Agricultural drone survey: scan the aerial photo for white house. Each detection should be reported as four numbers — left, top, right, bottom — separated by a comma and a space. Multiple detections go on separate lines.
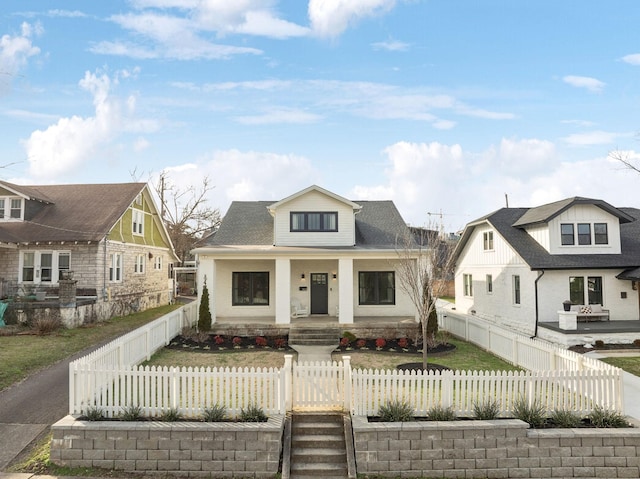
192, 185, 418, 325
453, 197, 640, 337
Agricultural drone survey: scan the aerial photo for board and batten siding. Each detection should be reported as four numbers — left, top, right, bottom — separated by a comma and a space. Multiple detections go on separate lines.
272, 190, 356, 247
547, 204, 622, 255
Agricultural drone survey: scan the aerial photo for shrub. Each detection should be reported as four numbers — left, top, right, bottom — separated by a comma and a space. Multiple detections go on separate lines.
232, 336, 242, 347
120, 404, 144, 421
240, 403, 268, 422
427, 405, 457, 421
375, 338, 387, 349
32, 317, 62, 335
397, 337, 409, 348
342, 331, 356, 343
84, 406, 105, 421
512, 396, 546, 428
356, 339, 367, 348
634, 338, 640, 347
275, 338, 287, 349
378, 400, 414, 422
339, 337, 350, 347
549, 409, 582, 428
473, 399, 500, 420
203, 404, 227, 422
255, 336, 268, 347
594, 339, 605, 349
588, 405, 631, 428
160, 407, 183, 422
198, 278, 212, 331
214, 335, 225, 345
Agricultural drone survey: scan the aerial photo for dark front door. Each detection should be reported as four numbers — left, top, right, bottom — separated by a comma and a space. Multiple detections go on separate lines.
310, 273, 328, 314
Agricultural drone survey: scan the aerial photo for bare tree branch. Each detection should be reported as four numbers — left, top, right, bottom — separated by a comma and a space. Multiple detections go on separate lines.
608, 149, 640, 174
395, 225, 456, 370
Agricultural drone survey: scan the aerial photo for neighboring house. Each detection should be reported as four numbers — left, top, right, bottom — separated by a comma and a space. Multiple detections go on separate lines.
0, 180, 179, 322
192, 185, 417, 325
453, 196, 640, 335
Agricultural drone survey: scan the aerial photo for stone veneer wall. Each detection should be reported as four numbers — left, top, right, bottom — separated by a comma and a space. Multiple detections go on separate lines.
50, 415, 284, 478
352, 416, 640, 478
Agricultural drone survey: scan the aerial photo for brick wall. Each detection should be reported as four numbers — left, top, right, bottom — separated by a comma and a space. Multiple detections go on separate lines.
352, 416, 640, 478
50, 415, 284, 478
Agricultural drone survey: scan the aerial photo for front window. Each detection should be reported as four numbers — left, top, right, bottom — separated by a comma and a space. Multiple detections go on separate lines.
22, 252, 35, 282
0, 197, 23, 220
110, 253, 122, 282
561, 224, 574, 245
232, 272, 269, 305
594, 223, 608, 245
463, 274, 473, 297
40, 253, 53, 282
359, 271, 395, 305
154, 256, 163, 270
577, 223, 591, 245
569, 276, 603, 305
512, 275, 521, 305
58, 253, 71, 279
483, 231, 494, 251
290, 211, 338, 232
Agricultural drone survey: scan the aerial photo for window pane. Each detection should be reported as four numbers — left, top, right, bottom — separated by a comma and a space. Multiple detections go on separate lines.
323, 213, 337, 231
577, 223, 591, 245
378, 272, 395, 304
22, 252, 34, 281
233, 272, 269, 305
307, 213, 321, 230
588, 276, 603, 305
233, 273, 250, 304
359, 272, 375, 304
594, 223, 608, 245
569, 277, 584, 304
486, 274, 493, 293
513, 275, 520, 304
59, 253, 70, 279
10, 199, 21, 218
41, 253, 53, 282
561, 224, 574, 245
0, 199, 4, 218
252, 272, 269, 304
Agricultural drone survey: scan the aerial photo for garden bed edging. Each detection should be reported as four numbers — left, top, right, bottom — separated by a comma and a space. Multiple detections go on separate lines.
50, 414, 284, 478
352, 415, 640, 478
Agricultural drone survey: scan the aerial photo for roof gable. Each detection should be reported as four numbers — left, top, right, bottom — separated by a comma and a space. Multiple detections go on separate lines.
512, 197, 634, 227
267, 185, 362, 213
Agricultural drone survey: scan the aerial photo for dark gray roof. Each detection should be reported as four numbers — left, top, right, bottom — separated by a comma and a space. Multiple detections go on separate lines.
199, 199, 409, 249
456, 202, 640, 270
0, 181, 146, 243
513, 196, 634, 227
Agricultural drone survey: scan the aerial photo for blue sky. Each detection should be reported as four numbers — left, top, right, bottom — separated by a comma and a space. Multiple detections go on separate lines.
1, 0, 640, 232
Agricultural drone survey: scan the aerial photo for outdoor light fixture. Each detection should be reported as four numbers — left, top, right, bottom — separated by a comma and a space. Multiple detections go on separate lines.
301, 273, 305, 279
332, 273, 337, 279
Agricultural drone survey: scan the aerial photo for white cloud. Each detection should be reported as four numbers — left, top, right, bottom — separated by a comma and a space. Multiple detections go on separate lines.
622, 53, 640, 65
371, 39, 410, 51
22, 70, 159, 179
308, 0, 397, 37
133, 137, 150, 152
562, 130, 620, 146
47, 10, 87, 18
0, 22, 41, 92
563, 75, 605, 93
235, 108, 322, 124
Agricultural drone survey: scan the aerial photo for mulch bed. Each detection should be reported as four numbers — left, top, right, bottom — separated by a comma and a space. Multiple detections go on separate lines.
568, 343, 640, 354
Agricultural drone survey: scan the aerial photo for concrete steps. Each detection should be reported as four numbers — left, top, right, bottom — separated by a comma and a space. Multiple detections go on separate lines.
289, 413, 348, 479
288, 326, 340, 347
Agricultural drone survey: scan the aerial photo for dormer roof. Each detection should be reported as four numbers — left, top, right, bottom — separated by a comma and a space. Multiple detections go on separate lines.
267, 184, 362, 215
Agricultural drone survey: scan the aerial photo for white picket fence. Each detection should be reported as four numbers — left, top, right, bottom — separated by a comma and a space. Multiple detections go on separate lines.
69, 303, 624, 418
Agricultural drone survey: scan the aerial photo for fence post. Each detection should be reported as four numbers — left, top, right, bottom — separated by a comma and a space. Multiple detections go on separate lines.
69, 362, 75, 415
343, 356, 352, 413
283, 354, 293, 412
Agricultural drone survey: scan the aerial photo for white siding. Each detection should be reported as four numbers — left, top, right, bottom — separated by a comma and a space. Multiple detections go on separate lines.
525, 224, 550, 251
272, 190, 356, 247
548, 204, 621, 254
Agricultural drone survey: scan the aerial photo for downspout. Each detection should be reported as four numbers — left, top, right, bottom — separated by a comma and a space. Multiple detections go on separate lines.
532, 269, 545, 338
103, 238, 108, 300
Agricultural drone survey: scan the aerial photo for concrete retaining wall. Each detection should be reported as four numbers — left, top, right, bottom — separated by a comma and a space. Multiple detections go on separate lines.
352, 416, 640, 478
50, 415, 284, 478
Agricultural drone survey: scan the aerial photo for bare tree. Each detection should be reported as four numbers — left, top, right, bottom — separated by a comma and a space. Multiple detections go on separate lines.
609, 149, 640, 175
154, 171, 221, 264
395, 225, 456, 370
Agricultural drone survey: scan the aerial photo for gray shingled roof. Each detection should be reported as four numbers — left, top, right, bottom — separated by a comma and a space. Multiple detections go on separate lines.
455, 203, 640, 270
0, 181, 146, 243
199, 199, 409, 249
513, 196, 634, 227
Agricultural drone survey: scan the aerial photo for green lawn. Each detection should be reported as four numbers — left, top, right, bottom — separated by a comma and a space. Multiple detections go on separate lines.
0, 304, 181, 391
601, 356, 640, 376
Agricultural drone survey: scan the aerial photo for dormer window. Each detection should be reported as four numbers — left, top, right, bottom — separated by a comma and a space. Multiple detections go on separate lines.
0, 197, 23, 220
132, 209, 144, 235
290, 211, 338, 232
561, 222, 608, 246
483, 231, 494, 251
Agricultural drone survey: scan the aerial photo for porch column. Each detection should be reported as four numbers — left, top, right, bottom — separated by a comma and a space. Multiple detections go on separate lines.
275, 258, 291, 324
338, 258, 354, 324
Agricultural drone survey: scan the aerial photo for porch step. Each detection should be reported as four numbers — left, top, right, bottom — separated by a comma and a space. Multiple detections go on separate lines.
289, 326, 341, 347
289, 413, 348, 479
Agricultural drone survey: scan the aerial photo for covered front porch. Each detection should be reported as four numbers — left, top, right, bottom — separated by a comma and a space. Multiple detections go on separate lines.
537, 320, 640, 347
